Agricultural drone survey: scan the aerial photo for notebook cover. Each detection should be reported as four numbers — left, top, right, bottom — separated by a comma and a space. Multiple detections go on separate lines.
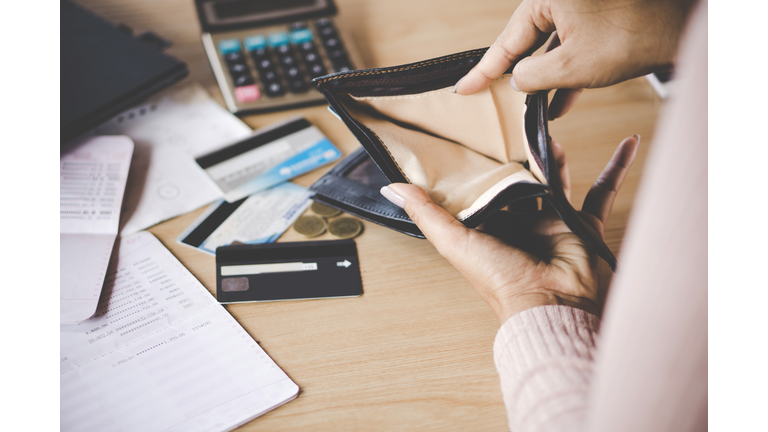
61, 0, 188, 144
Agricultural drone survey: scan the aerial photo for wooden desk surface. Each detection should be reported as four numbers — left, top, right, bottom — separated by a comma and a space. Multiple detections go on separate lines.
73, 0, 662, 430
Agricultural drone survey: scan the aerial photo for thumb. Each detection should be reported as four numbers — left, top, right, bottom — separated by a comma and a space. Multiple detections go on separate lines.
511, 44, 587, 93
381, 184, 472, 254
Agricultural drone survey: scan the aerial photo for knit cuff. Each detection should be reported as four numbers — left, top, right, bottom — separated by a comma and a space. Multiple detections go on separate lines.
493, 305, 601, 432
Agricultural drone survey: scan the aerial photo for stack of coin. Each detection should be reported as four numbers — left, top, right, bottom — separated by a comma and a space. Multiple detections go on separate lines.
292, 200, 363, 239
293, 214, 327, 237
328, 217, 363, 239
310, 202, 342, 218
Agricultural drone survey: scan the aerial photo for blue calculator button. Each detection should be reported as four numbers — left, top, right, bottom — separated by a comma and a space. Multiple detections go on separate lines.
267, 32, 289, 47
218, 39, 242, 54
290, 29, 314, 44
244, 35, 266, 51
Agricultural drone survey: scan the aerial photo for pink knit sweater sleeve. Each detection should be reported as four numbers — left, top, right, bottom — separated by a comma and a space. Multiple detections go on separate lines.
492, 2, 707, 431
494, 306, 600, 432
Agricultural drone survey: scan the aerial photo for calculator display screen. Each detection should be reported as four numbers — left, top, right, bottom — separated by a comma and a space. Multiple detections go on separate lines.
200, 0, 333, 28
215, 0, 317, 19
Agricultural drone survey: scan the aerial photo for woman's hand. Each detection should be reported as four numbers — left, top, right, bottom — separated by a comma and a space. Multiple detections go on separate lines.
455, 0, 693, 119
380, 135, 639, 323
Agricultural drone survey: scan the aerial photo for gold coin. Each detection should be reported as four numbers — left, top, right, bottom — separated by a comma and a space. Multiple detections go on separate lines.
328, 217, 363, 239
293, 215, 327, 237
311, 201, 342, 218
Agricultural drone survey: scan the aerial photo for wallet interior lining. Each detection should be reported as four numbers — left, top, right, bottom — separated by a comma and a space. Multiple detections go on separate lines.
341, 77, 546, 219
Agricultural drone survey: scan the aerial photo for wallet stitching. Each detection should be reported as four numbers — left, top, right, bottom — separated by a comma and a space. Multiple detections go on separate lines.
350, 88, 451, 101
314, 50, 487, 85
320, 190, 409, 219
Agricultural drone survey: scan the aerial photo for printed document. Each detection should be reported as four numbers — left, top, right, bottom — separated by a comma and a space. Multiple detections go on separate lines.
60, 232, 299, 431
94, 84, 252, 235
61, 135, 134, 323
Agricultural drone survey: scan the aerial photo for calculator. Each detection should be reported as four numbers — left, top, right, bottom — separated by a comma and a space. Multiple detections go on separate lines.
195, 0, 363, 114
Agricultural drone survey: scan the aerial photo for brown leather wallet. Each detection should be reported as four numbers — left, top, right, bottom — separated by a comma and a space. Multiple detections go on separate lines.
310, 48, 617, 270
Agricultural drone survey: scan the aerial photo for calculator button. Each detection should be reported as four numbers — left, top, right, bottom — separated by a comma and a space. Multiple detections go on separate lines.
244, 35, 266, 52
276, 44, 291, 55
290, 28, 314, 45
224, 51, 245, 64
249, 47, 267, 58
307, 63, 327, 78
228, 62, 249, 74
318, 27, 336, 40
304, 52, 320, 63
264, 81, 286, 97
286, 67, 301, 79
281, 55, 296, 67
218, 39, 242, 54
289, 22, 307, 31
259, 69, 277, 82
298, 41, 316, 52
267, 32, 290, 48
232, 74, 254, 87
234, 85, 260, 103
256, 58, 274, 70
289, 79, 309, 93
324, 37, 340, 49
327, 48, 346, 61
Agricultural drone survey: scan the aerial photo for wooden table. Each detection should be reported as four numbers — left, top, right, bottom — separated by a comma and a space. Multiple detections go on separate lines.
73, 0, 662, 430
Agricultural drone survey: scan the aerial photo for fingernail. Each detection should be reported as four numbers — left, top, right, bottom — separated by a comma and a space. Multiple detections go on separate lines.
451, 77, 464, 93
380, 186, 405, 208
509, 76, 520, 92
632, 134, 641, 144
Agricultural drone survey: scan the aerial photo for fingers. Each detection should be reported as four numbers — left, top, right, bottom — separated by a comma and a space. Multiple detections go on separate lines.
381, 184, 473, 254
548, 88, 583, 120
581, 135, 641, 229
510, 40, 588, 93
455, 2, 553, 95
550, 141, 571, 201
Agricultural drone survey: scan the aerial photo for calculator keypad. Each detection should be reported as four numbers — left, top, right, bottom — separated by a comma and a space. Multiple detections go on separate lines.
216, 19, 355, 105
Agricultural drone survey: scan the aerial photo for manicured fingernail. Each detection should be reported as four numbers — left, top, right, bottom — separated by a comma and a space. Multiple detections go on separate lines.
380, 186, 405, 208
451, 77, 464, 93
509, 76, 520, 92
632, 134, 641, 143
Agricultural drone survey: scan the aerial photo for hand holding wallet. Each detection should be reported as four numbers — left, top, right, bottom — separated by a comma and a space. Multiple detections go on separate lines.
309, 48, 618, 270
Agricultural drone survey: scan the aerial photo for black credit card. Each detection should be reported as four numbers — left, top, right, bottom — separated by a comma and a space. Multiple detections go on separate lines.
215, 239, 363, 303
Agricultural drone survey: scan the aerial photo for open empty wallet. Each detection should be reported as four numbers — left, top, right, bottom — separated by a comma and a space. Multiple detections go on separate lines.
309, 48, 617, 270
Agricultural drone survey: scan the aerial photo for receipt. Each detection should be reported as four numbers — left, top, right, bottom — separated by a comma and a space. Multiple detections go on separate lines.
60, 135, 134, 323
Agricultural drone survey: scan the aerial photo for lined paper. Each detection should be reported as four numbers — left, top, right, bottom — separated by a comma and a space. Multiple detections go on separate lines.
60, 232, 298, 432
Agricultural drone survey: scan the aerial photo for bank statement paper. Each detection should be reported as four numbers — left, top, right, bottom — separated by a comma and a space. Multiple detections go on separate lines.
60, 232, 298, 431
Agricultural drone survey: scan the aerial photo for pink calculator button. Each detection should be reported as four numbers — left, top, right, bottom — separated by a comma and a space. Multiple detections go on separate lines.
235, 85, 260, 103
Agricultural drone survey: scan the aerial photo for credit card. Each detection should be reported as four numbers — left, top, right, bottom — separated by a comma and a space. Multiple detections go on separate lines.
215, 239, 363, 303
177, 182, 312, 255
195, 116, 342, 203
